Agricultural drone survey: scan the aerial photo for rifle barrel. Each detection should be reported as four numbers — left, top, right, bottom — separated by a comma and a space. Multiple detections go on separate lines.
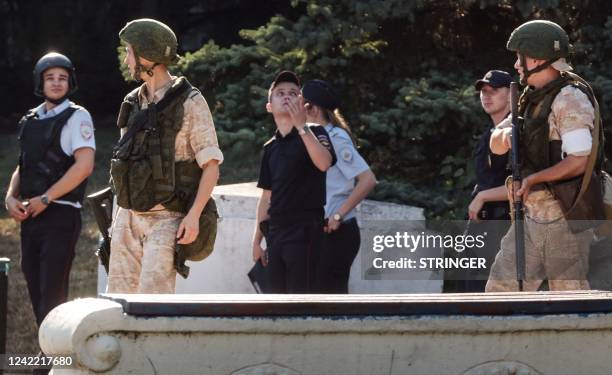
510, 82, 526, 291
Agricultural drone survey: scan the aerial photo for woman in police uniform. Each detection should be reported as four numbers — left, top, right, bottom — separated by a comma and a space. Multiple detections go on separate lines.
303, 79, 377, 293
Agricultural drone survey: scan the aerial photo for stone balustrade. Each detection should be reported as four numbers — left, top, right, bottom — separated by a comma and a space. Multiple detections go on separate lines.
39, 291, 612, 374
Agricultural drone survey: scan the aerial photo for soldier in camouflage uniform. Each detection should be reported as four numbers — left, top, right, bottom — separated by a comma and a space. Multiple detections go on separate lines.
106, 19, 223, 293
486, 20, 598, 292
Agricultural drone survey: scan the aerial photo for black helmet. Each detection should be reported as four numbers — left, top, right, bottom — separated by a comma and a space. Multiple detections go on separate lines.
33, 52, 78, 98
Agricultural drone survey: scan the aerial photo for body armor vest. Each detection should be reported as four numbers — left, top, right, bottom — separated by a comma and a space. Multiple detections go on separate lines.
110, 77, 218, 273
518, 73, 603, 178
18, 105, 88, 203
110, 77, 202, 213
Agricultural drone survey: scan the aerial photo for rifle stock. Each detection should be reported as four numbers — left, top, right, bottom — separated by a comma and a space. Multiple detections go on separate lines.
510, 82, 525, 291
87, 187, 114, 272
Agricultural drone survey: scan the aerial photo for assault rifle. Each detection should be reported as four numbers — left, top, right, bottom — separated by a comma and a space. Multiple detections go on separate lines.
510, 82, 525, 291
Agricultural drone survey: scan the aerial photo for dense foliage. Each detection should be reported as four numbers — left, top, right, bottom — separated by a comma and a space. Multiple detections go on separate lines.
0, 0, 292, 119
177, 0, 612, 218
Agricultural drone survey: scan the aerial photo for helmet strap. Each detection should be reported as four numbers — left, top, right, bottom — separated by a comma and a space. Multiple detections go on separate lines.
133, 52, 159, 81
132, 50, 155, 81
519, 54, 555, 85
144, 63, 159, 77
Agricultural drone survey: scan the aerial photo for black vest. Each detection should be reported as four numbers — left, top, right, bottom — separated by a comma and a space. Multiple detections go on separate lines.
18, 105, 88, 203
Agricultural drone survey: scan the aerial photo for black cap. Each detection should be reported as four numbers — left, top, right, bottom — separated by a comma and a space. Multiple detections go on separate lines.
270, 70, 300, 90
475, 70, 512, 90
302, 79, 340, 111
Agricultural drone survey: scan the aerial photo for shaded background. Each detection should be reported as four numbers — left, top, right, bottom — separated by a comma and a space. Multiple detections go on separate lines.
0, 0, 297, 120
1, 0, 612, 353
2, 0, 611, 218
0, 0, 612, 218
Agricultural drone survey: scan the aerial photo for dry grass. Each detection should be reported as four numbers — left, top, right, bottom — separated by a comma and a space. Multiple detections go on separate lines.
0, 123, 259, 354
0, 217, 99, 354
0, 125, 113, 354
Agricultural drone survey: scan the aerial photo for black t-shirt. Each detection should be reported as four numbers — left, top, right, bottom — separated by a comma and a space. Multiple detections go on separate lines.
473, 118, 510, 196
257, 124, 337, 222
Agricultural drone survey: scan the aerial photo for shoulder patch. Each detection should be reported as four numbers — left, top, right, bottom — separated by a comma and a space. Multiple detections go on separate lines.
340, 147, 353, 163
80, 121, 94, 140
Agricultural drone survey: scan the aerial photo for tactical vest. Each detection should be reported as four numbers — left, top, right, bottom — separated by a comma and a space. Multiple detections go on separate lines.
110, 77, 203, 213
110, 77, 218, 273
518, 73, 604, 178
18, 105, 88, 203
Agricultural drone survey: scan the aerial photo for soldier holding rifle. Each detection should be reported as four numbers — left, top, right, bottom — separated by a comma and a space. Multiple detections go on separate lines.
486, 20, 602, 292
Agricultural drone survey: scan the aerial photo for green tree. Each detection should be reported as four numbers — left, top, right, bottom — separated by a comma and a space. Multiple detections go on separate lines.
178, 0, 612, 218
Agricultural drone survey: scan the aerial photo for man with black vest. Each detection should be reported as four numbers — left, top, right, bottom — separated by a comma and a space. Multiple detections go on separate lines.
251, 71, 336, 293
4, 52, 95, 326
457, 70, 512, 292
486, 20, 601, 292
107, 19, 222, 293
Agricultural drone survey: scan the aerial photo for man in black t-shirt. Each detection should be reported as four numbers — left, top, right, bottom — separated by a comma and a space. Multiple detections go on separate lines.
457, 70, 512, 292
251, 71, 336, 293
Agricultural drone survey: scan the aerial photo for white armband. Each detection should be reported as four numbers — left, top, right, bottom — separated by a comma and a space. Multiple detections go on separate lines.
561, 128, 592, 156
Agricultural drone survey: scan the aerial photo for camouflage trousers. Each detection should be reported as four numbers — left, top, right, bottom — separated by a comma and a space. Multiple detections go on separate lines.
485, 217, 593, 292
106, 207, 184, 293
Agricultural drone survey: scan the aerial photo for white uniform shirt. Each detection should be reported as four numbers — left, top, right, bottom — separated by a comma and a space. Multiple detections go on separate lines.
323, 124, 370, 220
33, 99, 96, 208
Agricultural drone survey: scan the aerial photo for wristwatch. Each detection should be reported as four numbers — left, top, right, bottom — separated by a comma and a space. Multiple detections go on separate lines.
298, 126, 308, 135
41, 194, 50, 206
332, 213, 343, 222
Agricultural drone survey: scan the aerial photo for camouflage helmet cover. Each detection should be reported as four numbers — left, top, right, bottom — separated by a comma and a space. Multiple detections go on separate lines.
119, 18, 180, 66
507, 20, 571, 61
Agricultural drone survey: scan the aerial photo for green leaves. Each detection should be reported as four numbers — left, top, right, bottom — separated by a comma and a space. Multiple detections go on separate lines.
173, 0, 612, 218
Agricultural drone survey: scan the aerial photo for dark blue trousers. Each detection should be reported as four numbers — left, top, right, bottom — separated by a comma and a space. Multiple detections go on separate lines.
20, 204, 80, 326
317, 218, 360, 293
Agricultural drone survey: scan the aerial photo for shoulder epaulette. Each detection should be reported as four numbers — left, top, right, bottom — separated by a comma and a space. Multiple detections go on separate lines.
263, 136, 276, 148
68, 103, 85, 112
188, 87, 201, 100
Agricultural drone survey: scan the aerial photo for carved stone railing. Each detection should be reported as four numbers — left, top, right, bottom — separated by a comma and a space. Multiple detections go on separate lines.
40, 291, 612, 374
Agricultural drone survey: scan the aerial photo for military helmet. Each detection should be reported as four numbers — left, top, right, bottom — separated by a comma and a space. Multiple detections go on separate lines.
507, 20, 570, 60
33, 52, 78, 97
119, 18, 180, 66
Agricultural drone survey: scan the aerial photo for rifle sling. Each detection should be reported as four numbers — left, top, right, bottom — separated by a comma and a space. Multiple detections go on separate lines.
560, 72, 601, 216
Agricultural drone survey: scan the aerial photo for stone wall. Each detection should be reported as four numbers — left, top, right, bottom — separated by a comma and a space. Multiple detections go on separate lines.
97, 182, 441, 294
39, 293, 612, 374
